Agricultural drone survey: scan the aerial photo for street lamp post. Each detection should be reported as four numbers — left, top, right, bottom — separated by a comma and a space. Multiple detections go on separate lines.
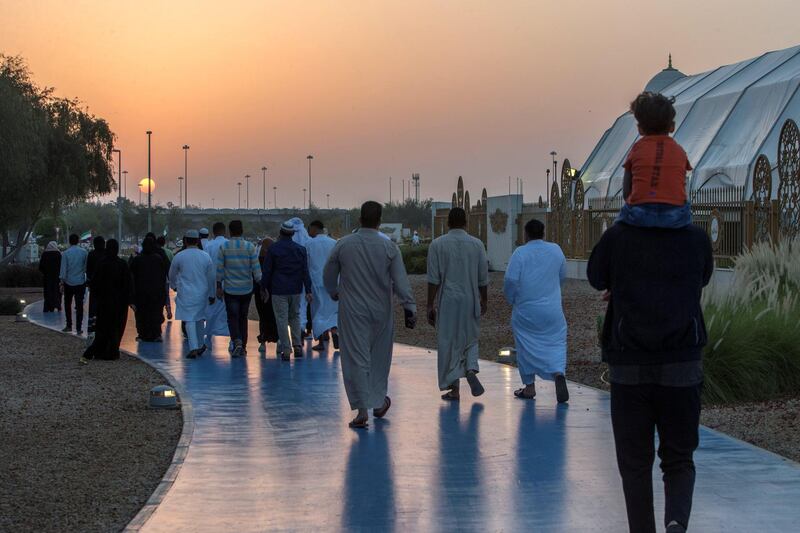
273, 186, 277, 209
327, 193, 330, 209
122, 170, 128, 200
545, 169, 550, 205
182, 145, 190, 207
147, 131, 153, 232
237, 182, 242, 209
303, 188, 307, 210
178, 176, 183, 207
112, 148, 122, 242
261, 166, 267, 210
306, 155, 314, 209
244, 174, 250, 209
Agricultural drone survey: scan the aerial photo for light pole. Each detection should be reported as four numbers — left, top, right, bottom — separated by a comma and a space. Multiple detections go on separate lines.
212, 198, 215, 209
237, 182, 242, 209
261, 166, 267, 209
182, 145, 190, 207
122, 170, 128, 200
273, 186, 277, 209
306, 155, 314, 209
178, 176, 183, 207
147, 131, 152, 232
303, 188, 307, 210
112, 148, 122, 242
389, 176, 392, 204
327, 193, 330, 209
550, 150, 558, 186
244, 174, 250, 209
545, 169, 550, 204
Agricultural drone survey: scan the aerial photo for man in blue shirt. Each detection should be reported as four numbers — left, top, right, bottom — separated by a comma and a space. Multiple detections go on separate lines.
59, 233, 89, 334
260, 221, 312, 360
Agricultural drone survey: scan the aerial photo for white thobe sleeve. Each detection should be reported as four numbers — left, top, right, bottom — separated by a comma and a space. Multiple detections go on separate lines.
206, 258, 216, 300
390, 247, 416, 313
168, 256, 180, 292
503, 250, 522, 305
426, 240, 440, 285
323, 241, 342, 299
478, 244, 489, 287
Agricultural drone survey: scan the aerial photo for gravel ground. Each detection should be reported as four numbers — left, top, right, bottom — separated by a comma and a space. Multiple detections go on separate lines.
0, 302, 182, 532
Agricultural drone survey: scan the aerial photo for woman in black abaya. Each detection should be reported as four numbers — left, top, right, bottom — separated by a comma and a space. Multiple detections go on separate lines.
38, 241, 62, 312
130, 236, 168, 341
82, 239, 134, 362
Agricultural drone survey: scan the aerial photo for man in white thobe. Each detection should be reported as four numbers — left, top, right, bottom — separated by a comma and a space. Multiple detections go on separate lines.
169, 230, 216, 358
287, 217, 313, 336
306, 220, 339, 351
202, 222, 230, 348
324, 201, 417, 428
503, 219, 569, 403
427, 207, 489, 400
199, 227, 210, 250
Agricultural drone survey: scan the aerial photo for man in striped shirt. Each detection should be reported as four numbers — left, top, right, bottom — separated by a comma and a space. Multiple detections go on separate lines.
216, 220, 261, 357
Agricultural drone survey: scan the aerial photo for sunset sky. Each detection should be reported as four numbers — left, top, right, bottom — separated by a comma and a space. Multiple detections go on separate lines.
3, 0, 800, 209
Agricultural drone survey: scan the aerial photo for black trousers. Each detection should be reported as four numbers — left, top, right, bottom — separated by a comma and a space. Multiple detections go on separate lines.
63, 283, 86, 331
610, 382, 701, 533
224, 291, 252, 346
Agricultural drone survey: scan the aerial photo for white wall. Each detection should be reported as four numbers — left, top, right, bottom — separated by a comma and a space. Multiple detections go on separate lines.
486, 194, 522, 271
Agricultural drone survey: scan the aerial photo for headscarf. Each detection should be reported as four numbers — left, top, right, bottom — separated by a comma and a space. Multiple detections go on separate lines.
286, 217, 311, 246
142, 236, 157, 255
258, 237, 275, 260
45, 241, 60, 253
105, 239, 120, 259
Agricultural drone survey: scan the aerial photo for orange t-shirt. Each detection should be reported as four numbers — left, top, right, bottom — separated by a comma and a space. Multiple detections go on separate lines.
624, 135, 691, 206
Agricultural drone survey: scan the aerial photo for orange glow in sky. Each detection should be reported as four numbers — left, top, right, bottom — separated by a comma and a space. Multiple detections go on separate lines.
2, 0, 799, 208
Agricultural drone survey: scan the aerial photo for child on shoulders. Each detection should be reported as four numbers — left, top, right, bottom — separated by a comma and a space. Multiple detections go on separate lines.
618, 91, 692, 228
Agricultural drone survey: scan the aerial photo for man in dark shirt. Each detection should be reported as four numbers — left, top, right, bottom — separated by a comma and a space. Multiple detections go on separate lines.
261, 222, 312, 360
587, 222, 713, 533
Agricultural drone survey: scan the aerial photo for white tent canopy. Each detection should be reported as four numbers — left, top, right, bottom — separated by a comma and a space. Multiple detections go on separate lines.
581, 44, 800, 205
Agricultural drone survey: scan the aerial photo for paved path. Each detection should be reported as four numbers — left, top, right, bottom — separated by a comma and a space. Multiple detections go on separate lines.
28, 301, 800, 532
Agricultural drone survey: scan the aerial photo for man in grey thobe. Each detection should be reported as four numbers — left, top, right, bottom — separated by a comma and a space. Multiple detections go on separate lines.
427, 207, 489, 400
324, 201, 417, 428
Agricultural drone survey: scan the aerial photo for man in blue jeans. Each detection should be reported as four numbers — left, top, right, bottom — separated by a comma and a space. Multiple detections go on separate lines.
216, 220, 261, 357
260, 221, 312, 360
60, 233, 88, 334
587, 222, 713, 533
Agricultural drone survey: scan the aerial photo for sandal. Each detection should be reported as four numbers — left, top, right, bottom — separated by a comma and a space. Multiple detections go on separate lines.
441, 390, 460, 401
514, 387, 536, 399
373, 396, 391, 418
348, 416, 369, 429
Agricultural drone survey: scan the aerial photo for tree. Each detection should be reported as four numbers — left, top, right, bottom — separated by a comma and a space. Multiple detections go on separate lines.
0, 54, 116, 264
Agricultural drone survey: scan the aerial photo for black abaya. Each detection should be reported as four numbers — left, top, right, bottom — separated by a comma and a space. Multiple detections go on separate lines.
130, 252, 168, 341
83, 257, 134, 360
253, 281, 279, 343
38, 251, 62, 312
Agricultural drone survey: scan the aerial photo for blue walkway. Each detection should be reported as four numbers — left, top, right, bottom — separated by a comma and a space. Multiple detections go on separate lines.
28, 300, 800, 532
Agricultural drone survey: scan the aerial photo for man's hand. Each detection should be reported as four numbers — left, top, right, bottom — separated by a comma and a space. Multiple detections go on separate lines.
305, 292, 313, 303
130, 304, 137, 312
216, 286, 224, 299
404, 309, 417, 329
331, 293, 339, 302
427, 306, 436, 327
480, 299, 487, 316
208, 297, 215, 305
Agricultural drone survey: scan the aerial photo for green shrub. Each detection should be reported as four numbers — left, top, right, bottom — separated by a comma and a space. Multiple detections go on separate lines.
400, 244, 428, 275
0, 297, 22, 315
0, 265, 43, 287
701, 240, 800, 404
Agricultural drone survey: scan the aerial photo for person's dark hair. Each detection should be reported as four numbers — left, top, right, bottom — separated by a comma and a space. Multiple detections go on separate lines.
448, 207, 467, 229
142, 236, 157, 254
184, 236, 199, 247
309, 220, 324, 231
212, 222, 226, 235
145, 232, 157, 241
69, 234, 79, 245
92, 236, 105, 251
630, 91, 676, 135
525, 219, 545, 241
229, 220, 243, 237
156, 235, 166, 247
105, 239, 119, 258
360, 201, 382, 228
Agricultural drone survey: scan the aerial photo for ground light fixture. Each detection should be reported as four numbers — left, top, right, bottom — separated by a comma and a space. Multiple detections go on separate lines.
15, 299, 28, 322
150, 385, 179, 409
496, 346, 517, 365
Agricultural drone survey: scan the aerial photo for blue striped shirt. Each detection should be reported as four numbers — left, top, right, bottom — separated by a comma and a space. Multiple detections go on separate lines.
216, 238, 262, 295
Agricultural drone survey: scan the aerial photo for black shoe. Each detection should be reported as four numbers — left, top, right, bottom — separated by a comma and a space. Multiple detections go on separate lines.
280, 351, 291, 361
555, 374, 569, 403
293, 345, 304, 357
311, 341, 325, 352
187, 349, 200, 359
332, 333, 339, 350
666, 522, 686, 533
466, 371, 485, 397
76, 330, 83, 336
62, 326, 72, 333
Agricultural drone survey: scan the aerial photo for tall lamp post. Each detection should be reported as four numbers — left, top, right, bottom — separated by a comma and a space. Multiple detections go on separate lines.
178, 176, 184, 207
327, 193, 330, 209
306, 155, 314, 209
545, 169, 550, 205
112, 148, 122, 242
182, 145, 190, 207
244, 174, 250, 209
261, 166, 267, 209
237, 182, 242, 209
122, 170, 128, 200
273, 186, 277, 209
303, 188, 307, 210
147, 131, 153, 232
